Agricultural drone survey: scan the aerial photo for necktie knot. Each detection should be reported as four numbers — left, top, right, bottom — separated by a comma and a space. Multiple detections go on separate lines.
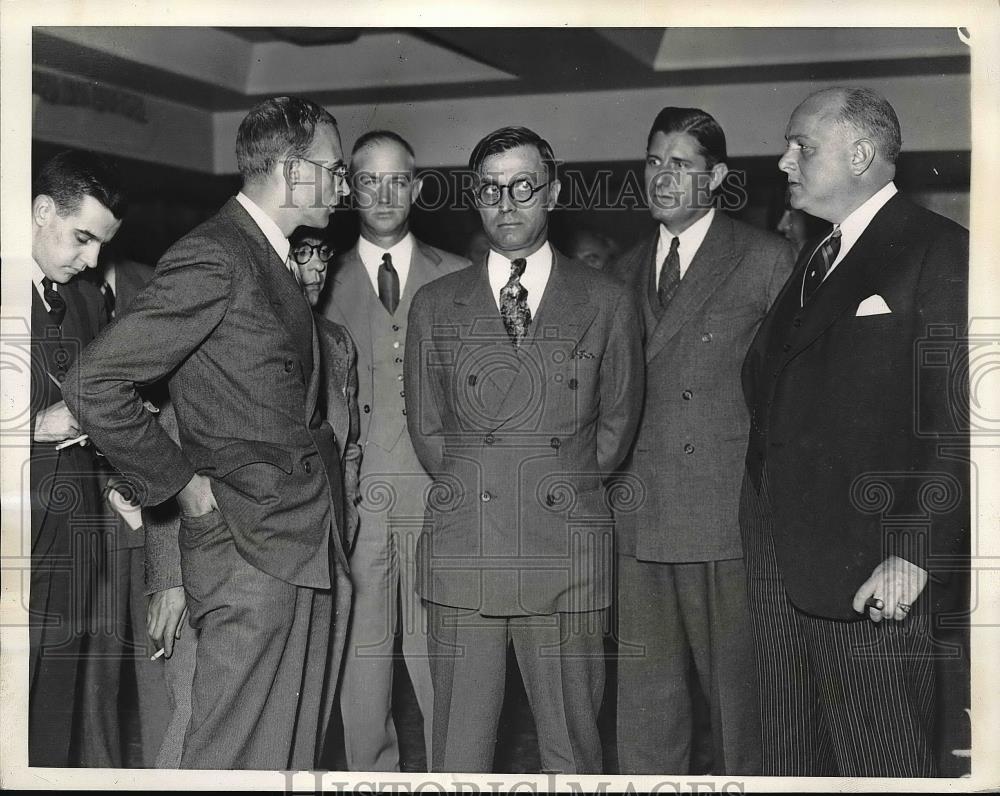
510, 257, 527, 279
378, 252, 400, 314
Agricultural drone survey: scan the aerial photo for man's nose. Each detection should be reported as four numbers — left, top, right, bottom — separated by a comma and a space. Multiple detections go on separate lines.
498, 189, 516, 212
778, 148, 796, 173
81, 244, 101, 269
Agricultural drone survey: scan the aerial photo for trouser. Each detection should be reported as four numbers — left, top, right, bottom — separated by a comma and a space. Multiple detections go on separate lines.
426, 602, 606, 774
740, 469, 937, 777
616, 554, 761, 774
178, 509, 334, 769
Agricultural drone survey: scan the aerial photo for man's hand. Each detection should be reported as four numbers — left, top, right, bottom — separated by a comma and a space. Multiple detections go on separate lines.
146, 586, 188, 658
176, 472, 218, 517
852, 555, 929, 622
33, 400, 81, 443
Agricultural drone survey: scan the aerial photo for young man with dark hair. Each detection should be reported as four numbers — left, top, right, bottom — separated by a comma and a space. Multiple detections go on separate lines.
405, 125, 643, 773
609, 106, 794, 775
29, 149, 126, 766
66, 96, 351, 769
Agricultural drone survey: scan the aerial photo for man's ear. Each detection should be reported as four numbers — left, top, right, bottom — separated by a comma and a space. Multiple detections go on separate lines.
32, 194, 55, 227
283, 156, 301, 186
545, 179, 562, 211
709, 162, 729, 194
410, 174, 424, 207
851, 138, 876, 175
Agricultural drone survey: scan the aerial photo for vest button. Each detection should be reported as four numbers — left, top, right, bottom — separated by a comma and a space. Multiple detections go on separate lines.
397, 374, 404, 381
684, 443, 695, 454
480, 491, 492, 502
550, 437, 561, 449
702, 332, 713, 343
363, 404, 371, 413
682, 390, 693, 400
402, 408, 407, 416
545, 494, 556, 507
400, 390, 405, 398
284, 359, 294, 373
392, 325, 400, 332
485, 434, 495, 445
395, 357, 402, 364
468, 374, 477, 387
793, 317, 803, 328
393, 342, 400, 349
303, 460, 313, 474
568, 378, 578, 390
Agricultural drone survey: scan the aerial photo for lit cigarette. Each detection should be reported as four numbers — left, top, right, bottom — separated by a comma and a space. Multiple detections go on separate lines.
150, 648, 165, 661
55, 434, 89, 450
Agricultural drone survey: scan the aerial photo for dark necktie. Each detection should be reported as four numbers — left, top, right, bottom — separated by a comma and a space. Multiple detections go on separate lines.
801, 228, 842, 304
500, 257, 531, 348
102, 280, 116, 322
657, 236, 681, 309
41, 277, 67, 327
378, 252, 400, 315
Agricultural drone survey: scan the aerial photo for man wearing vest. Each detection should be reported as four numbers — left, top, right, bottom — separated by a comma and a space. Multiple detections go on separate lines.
319, 130, 469, 771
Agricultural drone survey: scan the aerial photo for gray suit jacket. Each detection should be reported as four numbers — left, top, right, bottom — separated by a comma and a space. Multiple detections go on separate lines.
405, 247, 645, 615
67, 198, 346, 590
609, 212, 794, 562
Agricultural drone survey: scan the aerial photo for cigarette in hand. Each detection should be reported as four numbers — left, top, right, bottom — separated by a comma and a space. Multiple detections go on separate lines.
150, 648, 165, 661
55, 434, 89, 450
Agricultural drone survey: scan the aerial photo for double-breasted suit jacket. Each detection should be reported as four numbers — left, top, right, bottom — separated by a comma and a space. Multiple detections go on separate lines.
611, 212, 795, 562
742, 192, 969, 620
404, 249, 645, 617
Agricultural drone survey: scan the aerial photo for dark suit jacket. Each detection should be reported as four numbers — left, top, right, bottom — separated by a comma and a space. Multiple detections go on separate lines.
404, 247, 645, 615
610, 213, 795, 562
65, 197, 347, 590
742, 193, 969, 620
30, 277, 106, 550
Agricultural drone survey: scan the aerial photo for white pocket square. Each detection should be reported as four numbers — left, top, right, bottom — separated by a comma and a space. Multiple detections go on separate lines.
855, 294, 892, 316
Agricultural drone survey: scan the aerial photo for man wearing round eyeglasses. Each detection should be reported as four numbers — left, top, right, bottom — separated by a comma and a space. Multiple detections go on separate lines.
318, 130, 469, 772
404, 126, 644, 772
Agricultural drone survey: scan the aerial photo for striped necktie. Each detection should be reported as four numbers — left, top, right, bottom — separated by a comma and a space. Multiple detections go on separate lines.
801, 228, 842, 304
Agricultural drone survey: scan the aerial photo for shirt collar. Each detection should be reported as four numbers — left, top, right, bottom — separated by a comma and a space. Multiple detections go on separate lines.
236, 192, 290, 264
836, 181, 898, 256
357, 232, 414, 272
487, 240, 552, 274
659, 208, 714, 254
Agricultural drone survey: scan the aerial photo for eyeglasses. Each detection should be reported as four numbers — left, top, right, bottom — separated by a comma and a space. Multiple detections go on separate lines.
476, 178, 552, 207
290, 243, 335, 265
298, 157, 350, 181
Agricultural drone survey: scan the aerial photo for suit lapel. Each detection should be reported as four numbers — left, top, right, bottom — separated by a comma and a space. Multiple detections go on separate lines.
330, 248, 374, 358
645, 213, 742, 363
788, 195, 909, 360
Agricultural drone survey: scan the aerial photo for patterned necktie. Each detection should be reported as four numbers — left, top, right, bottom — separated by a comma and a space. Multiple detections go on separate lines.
801, 227, 842, 304
41, 277, 67, 327
657, 236, 681, 309
500, 257, 531, 347
102, 280, 116, 323
378, 252, 400, 315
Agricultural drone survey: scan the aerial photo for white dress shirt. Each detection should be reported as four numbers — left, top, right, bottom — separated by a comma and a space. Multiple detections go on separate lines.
487, 241, 553, 317
358, 233, 415, 298
32, 260, 53, 311
656, 208, 715, 288
822, 181, 898, 281
235, 192, 291, 271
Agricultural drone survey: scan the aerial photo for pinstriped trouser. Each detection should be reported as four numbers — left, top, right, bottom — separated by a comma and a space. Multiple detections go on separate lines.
739, 469, 937, 777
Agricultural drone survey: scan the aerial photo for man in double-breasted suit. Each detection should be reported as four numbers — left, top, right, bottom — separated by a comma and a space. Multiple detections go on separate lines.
610, 107, 794, 775
741, 87, 969, 776
318, 131, 468, 771
405, 126, 644, 773
28, 151, 125, 766
66, 96, 353, 769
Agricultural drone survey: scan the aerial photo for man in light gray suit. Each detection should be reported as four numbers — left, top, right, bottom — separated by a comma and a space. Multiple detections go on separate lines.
609, 106, 795, 775
318, 130, 469, 771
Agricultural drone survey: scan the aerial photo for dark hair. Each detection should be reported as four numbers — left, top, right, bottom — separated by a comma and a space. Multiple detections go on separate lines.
32, 150, 127, 219
351, 129, 416, 163
469, 126, 557, 181
289, 225, 332, 247
647, 107, 728, 168
829, 87, 902, 164
236, 96, 338, 183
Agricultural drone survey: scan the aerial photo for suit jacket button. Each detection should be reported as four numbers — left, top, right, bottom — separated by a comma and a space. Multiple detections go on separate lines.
682, 390, 693, 400
392, 324, 400, 332
702, 332, 713, 343
793, 317, 803, 328
400, 390, 405, 398
550, 436, 561, 449
363, 404, 371, 413
782, 343, 792, 352
481, 491, 492, 502
485, 434, 495, 445
395, 357, 403, 364
402, 408, 407, 416
284, 359, 294, 373
545, 494, 555, 507
468, 374, 477, 386
303, 460, 313, 474
684, 443, 695, 454
568, 378, 578, 390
